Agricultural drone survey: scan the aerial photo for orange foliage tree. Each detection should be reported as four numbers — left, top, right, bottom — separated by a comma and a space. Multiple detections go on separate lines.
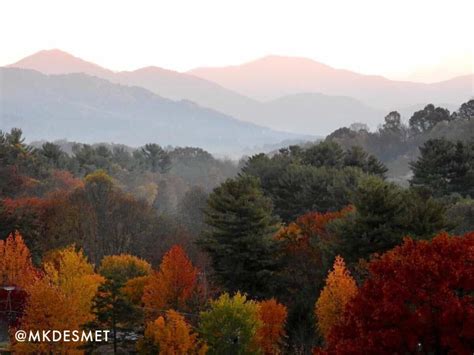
139, 309, 204, 355
324, 232, 474, 354
122, 275, 150, 305
314, 256, 357, 341
0, 231, 37, 289
13, 246, 103, 353
143, 245, 200, 318
257, 299, 288, 354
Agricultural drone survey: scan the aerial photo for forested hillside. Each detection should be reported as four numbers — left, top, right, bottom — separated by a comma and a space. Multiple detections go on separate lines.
1, 98, 473, 353
327, 100, 474, 183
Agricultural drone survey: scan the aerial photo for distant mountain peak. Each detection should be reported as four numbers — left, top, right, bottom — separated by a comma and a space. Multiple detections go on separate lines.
9, 49, 113, 76
130, 66, 178, 75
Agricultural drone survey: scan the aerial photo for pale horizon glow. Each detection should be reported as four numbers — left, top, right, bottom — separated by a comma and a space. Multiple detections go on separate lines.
1, 0, 473, 82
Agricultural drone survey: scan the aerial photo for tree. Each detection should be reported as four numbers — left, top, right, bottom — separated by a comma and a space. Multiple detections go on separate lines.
452, 99, 474, 120
92, 254, 151, 353
241, 145, 375, 222
349, 123, 369, 132
409, 104, 451, 134
332, 177, 448, 263
177, 186, 208, 238
302, 141, 345, 168
257, 299, 288, 354
199, 293, 261, 355
446, 197, 474, 234
122, 275, 150, 305
200, 175, 280, 298
140, 143, 171, 173
382, 111, 402, 132
265, 165, 360, 222
14, 247, 103, 353
139, 310, 203, 355
39, 142, 67, 169
324, 232, 474, 354
0, 232, 35, 329
274, 209, 351, 350
343, 146, 387, 177
143, 245, 200, 318
314, 256, 357, 341
49, 170, 160, 264
410, 138, 474, 197
0, 231, 37, 289
98, 254, 151, 285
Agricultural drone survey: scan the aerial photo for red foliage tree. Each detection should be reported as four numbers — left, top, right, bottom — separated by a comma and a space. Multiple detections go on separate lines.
324, 232, 474, 354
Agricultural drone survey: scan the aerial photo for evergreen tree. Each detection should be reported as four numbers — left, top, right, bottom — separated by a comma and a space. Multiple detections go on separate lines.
140, 143, 171, 173
88, 255, 150, 353
332, 177, 448, 263
302, 141, 345, 168
410, 138, 474, 197
89, 279, 142, 354
199, 175, 280, 298
344, 146, 388, 177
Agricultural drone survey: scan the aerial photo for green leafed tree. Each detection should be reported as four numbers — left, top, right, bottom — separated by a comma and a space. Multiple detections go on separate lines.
88, 255, 151, 353
199, 293, 261, 355
409, 104, 451, 134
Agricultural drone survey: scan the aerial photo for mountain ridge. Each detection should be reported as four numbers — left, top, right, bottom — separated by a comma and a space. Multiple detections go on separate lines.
7, 50, 473, 135
0, 67, 310, 155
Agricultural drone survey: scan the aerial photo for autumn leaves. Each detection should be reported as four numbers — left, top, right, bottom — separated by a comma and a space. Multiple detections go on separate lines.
0, 236, 291, 354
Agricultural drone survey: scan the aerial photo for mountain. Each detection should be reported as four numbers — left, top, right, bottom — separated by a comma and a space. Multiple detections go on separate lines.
9, 50, 255, 113
7, 50, 386, 134
9, 49, 114, 77
258, 93, 385, 133
403, 54, 473, 83
8, 50, 472, 136
0, 68, 310, 155
188, 55, 474, 109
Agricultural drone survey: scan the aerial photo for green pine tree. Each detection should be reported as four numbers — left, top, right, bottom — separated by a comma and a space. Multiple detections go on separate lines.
199, 175, 280, 298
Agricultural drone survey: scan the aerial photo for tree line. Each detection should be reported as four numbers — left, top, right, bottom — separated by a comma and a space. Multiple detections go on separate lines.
0, 99, 473, 353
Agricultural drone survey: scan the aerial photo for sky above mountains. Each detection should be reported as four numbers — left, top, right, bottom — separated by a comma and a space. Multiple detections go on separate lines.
1, 0, 472, 82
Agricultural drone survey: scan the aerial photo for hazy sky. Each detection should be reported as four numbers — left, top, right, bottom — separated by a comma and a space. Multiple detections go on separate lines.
1, 0, 472, 82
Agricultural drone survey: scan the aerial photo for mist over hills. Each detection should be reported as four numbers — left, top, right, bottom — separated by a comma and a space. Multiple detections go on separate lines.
0, 68, 308, 155
5, 49, 473, 140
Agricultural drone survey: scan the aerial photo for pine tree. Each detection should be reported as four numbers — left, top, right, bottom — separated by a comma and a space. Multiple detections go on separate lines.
410, 138, 474, 197
199, 175, 280, 298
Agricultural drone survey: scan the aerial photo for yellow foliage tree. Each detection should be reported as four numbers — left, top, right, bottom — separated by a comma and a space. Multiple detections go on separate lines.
314, 256, 357, 341
99, 254, 151, 284
13, 246, 103, 353
0, 231, 37, 289
140, 309, 205, 355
